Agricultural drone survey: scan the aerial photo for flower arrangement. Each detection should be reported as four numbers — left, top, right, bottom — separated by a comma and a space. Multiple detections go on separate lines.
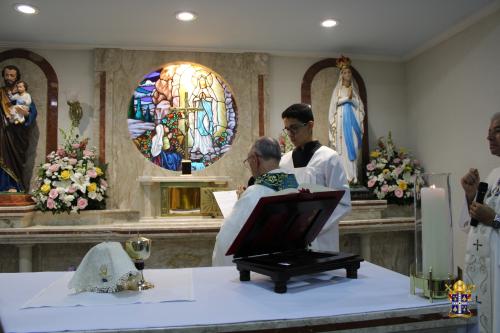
366, 132, 422, 205
278, 132, 294, 155
32, 128, 108, 213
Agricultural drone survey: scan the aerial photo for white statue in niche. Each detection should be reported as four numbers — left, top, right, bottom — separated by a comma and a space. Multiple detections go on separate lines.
328, 56, 365, 184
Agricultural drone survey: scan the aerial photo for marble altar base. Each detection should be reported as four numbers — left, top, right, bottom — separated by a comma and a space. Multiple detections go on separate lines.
0, 201, 416, 275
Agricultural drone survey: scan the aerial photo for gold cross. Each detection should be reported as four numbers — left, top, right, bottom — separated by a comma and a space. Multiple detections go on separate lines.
170, 92, 204, 159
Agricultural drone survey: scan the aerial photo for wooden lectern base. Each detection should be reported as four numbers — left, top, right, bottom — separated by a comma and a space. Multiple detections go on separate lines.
0, 193, 35, 207
234, 250, 364, 293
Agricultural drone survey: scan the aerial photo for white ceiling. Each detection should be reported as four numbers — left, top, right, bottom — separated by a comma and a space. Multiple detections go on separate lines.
0, 0, 498, 60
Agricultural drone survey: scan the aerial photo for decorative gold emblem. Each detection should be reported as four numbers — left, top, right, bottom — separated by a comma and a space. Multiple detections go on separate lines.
446, 280, 475, 318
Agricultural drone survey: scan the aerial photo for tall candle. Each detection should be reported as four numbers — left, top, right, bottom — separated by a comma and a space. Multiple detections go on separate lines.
420, 185, 451, 279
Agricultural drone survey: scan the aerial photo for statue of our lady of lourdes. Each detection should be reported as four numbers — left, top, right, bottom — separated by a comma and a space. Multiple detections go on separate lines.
328, 56, 365, 184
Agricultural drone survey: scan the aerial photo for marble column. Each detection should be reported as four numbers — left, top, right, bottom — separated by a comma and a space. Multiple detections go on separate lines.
18, 244, 34, 272
142, 181, 154, 219
360, 234, 371, 261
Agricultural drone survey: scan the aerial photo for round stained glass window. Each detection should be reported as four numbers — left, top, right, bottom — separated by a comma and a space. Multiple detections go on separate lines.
128, 63, 238, 172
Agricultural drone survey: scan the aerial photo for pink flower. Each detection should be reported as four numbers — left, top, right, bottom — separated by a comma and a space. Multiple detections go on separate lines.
72, 143, 80, 149
56, 147, 65, 157
67, 186, 76, 194
395, 188, 404, 198
83, 149, 93, 158
48, 189, 59, 199
100, 179, 108, 188
366, 163, 375, 171
77, 197, 88, 210
48, 164, 60, 172
69, 158, 78, 165
87, 169, 97, 178
393, 158, 401, 164
381, 184, 389, 193
367, 179, 376, 188
47, 198, 55, 209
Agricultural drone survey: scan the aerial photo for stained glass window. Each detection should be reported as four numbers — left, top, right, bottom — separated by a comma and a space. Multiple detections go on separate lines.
128, 63, 238, 172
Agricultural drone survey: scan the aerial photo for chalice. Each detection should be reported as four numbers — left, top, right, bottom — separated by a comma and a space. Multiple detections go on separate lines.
125, 236, 154, 290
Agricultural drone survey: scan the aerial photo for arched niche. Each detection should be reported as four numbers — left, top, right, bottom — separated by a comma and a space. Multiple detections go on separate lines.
0, 48, 59, 189
0, 48, 58, 155
301, 58, 369, 184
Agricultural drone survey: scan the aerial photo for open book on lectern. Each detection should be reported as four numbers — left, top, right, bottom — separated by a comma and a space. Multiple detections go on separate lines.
225, 189, 345, 259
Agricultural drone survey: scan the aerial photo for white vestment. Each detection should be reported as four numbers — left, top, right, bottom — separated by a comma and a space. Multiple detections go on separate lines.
280, 145, 351, 252
460, 167, 500, 333
212, 169, 295, 266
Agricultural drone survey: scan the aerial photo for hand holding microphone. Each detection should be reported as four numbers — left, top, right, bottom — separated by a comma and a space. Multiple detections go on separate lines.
470, 182, 489, 227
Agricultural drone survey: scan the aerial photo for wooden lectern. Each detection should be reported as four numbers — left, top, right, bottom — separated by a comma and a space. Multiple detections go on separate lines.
226, 190, 363, 293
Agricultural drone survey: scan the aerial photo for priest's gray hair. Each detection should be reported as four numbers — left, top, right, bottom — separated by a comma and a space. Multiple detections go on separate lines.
492, 112, 500, 122
252, 136, 282, 161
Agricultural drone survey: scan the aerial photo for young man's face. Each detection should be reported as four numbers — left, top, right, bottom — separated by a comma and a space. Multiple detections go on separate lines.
282, 117, 312, 148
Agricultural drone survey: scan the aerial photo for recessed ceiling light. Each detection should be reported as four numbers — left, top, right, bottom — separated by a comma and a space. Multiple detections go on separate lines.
175, 11, 197, 22
14, 3, 39, 15
321, 19, 337, 28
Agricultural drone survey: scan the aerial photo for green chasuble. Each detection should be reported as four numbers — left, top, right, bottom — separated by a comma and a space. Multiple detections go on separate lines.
254, 172, 298, 191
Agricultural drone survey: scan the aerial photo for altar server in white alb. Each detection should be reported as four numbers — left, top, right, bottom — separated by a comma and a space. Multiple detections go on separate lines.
212, 137, 298, 266
460, 112, 500, 333
280, 103, 351, 252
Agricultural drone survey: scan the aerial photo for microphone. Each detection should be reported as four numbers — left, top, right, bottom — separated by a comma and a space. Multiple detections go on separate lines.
470, 182, 489, 227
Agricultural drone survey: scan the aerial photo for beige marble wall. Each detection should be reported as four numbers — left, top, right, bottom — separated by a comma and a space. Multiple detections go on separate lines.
310, 67, 339, 146
94, 49, 268, 213
0, 59, 47, 192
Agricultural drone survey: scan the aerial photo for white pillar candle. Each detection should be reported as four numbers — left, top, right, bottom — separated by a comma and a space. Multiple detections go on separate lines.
421, 185, 451, 279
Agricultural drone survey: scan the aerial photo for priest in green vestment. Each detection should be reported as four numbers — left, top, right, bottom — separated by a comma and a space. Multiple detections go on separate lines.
212, 136, 298, 266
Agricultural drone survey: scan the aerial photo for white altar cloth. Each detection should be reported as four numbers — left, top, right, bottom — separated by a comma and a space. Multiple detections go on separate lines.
22, 268, 193, 308
0, 262, 462, 333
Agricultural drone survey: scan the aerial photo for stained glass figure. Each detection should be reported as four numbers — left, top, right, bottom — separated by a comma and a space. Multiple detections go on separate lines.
128, 63, 238, 172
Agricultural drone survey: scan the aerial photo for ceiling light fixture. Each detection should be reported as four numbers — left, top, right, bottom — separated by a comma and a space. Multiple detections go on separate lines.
175, 11, 197, 22
14, 3, 39, 15
321, 19, 337, 28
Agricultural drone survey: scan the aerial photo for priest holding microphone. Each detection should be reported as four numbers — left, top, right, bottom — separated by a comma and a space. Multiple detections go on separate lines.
460, 113, 500, 333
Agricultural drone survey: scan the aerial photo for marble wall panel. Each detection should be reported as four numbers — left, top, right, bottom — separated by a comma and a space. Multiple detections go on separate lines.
94, 49, 269, 214
0, 245, 18, 272
10, 231, 412, 276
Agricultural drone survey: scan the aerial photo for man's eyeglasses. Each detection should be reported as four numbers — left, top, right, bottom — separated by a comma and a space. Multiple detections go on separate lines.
282, 122, 308, 135
243, 153, 261, 168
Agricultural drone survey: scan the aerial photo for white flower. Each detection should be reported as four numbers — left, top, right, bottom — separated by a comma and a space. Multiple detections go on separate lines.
53, 180, 71, 190
62, 194, 75, 203
88, 191, 97, 200
402, 172, 412, 182
96, 193, 103, 201
71, 172, 89, 193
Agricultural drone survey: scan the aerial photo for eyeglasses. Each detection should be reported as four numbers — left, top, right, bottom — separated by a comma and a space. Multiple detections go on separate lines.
282, 122, 308, 135
243, 153, 261, 168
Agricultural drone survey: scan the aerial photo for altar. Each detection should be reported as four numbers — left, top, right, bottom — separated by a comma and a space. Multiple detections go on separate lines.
0, 200, 415, 274
138, 175, 231, 220
0, 262, 476, 333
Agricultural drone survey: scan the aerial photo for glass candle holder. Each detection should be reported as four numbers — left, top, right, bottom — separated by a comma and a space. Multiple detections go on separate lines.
411, 173, 455, 300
